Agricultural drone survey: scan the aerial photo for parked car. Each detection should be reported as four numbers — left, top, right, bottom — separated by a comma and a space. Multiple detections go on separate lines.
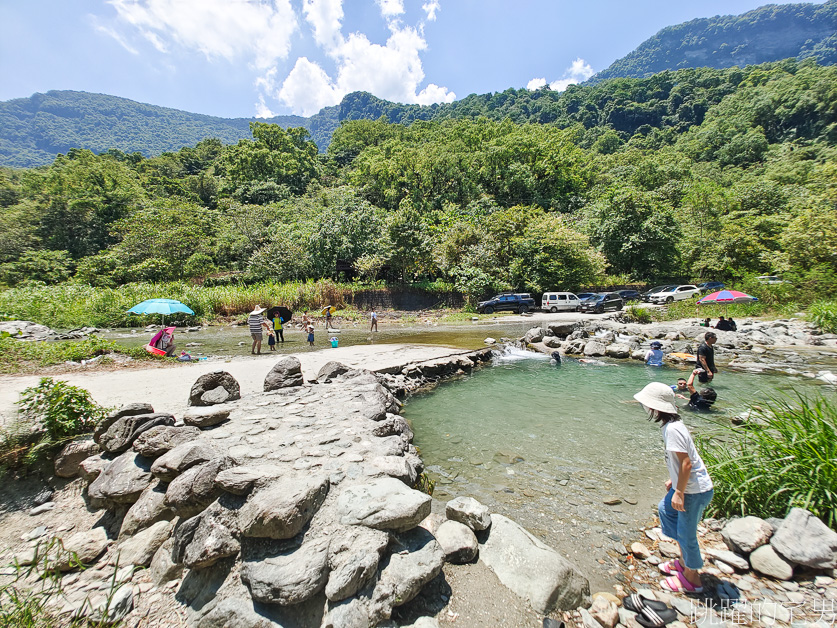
642, 285, 677, 302
477, 293, 536, 314
697, 281, 725, 294
580, 292, 624, 313
617, 290, 642, 303
541, 292, 582, 312
756, 275, 784, 285
647, 285, 700, 304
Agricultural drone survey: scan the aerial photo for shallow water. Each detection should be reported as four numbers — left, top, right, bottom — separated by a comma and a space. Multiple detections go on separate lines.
402, 347, 833, 590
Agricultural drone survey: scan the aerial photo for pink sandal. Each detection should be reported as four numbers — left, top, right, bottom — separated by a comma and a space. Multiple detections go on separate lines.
661, 572, 703, 594
658, 559, 684, 576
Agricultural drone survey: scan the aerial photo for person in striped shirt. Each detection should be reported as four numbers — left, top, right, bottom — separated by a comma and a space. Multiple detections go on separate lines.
248, 306, 267, 355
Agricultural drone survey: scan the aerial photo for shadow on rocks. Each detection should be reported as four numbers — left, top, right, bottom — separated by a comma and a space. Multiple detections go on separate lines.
694, 574, 741, 609
391, 570, 452, 625
176, 555, 236, 615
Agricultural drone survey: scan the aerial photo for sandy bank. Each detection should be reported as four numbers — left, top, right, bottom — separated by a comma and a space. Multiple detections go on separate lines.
0, 343, 477, 425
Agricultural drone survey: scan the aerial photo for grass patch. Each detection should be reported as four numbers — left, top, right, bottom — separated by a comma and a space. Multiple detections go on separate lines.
623, 305, 653, 324
809, 300, 837, 334
696, 393, 837, 528
0, 336, 154, 374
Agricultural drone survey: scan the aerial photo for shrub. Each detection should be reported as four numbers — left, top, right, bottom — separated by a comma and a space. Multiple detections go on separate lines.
809, 300, 837, 334
624, 305, 652, 324
696, 393, 837, 528
17, 378, 107, 440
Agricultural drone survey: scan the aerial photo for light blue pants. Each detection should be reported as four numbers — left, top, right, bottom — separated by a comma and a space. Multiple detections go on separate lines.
658, 488, 714, 569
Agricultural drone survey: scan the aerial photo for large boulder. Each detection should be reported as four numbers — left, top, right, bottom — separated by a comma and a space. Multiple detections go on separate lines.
94, 403, 154, 443
98, 413, 175, 454
770, 508, 837, 569
54, 439, 100, 478
240, 475, 329, 539
88, 451, 153, 507
479, 514, 590, 613
335, 477, 431, 532
164, 457, 234, 518
133, 425, 201, 459
172, 502, 241, 570
326, 526, 390, 602
189, 371, 241, 406
120, 480, 173, 537
241, 536, 330, 605
151, 442, 220, 482
182, 406, 232, 428
583, 341, 607, 357
524, 327, 545, 344
435, 520, 478, 564
750, 544, 794, 580
605, 343, 631, 359
547, 322, 577, 338
721, 516, 773, 554
264, 356, 305, 391
446, 496, 491, 532
317, 361, 352, 382
115, 520, 173, 567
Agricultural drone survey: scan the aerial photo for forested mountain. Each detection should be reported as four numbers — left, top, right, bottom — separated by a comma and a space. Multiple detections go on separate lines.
592, 0, 837, 82
0, 91, 339, 168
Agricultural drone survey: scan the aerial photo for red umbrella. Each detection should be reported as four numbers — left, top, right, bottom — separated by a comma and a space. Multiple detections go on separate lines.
698, 290, 758, 304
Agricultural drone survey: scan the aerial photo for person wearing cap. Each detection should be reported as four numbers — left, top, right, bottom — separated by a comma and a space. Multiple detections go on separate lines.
248, 306, 267, 355
633, 382, 714, 594
644, 341, 664, 367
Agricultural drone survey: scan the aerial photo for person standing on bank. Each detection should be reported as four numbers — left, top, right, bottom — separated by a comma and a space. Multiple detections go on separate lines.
248, 306, 267, 355
634, 382, 714, 593
695, 332, 718, 383
370, 308, 378, 332
273, 313, 284, 344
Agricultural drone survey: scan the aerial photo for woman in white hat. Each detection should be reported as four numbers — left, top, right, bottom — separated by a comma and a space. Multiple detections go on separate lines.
634, 382, 714, 593
248, 306, 267, 355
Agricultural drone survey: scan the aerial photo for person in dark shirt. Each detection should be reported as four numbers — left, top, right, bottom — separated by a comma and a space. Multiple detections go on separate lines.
695, 332, 718, 383
715, 316, 731, 331
727, 317, 737, 332
685, 368, 716, 411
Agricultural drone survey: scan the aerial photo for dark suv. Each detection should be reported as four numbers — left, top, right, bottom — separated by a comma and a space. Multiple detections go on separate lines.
580, 292, 624, 313
477, 293, 536, 314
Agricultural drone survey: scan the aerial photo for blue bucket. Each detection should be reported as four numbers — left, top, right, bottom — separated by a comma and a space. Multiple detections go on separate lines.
330, 338, 339, 348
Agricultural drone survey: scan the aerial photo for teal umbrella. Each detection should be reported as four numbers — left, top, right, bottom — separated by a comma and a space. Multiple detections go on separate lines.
128, 298, 194, 326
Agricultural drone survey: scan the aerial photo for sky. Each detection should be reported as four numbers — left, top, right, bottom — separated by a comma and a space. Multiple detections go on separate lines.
0, 0, 828, 119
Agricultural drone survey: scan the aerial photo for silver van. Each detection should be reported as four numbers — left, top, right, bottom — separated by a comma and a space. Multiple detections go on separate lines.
541, 292, 582, 312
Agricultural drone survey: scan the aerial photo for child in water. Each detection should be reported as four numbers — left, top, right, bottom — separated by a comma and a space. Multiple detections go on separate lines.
307, 324, 315, 347
645, 341, 664, 366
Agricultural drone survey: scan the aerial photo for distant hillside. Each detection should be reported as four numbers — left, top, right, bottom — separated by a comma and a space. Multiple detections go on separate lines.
592, 0, 837, 82
0, 91, 339, 168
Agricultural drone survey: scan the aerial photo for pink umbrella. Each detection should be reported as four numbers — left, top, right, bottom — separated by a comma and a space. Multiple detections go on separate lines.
698, 290, 758, 304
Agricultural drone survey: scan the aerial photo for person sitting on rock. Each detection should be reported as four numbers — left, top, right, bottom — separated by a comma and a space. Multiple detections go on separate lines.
685, 368, 716, 411
714, 316, 731, 331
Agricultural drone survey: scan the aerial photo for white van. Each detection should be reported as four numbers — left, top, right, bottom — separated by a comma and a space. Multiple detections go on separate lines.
541, 292, 582, 312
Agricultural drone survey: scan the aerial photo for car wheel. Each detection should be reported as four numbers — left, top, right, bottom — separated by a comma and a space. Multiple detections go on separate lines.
576, 306, 581, 312
616, 303, 623, 311
596, 305, 604, 313
550, 306, 558, 313
483, 306, 494, 314
666, 296, 674, 303
519, 305, 529, 314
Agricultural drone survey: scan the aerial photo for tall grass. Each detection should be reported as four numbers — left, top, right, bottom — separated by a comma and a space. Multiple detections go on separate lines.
809, 300, 837, 333
0, 280, 361, 328
696, 393, 837, 528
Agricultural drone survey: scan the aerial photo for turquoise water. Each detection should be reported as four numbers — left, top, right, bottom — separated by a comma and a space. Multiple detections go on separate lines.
402, 348, 832, 589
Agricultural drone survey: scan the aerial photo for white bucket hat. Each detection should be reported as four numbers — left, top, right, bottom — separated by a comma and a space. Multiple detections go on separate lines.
634, 382, 678, 414
250, 305, 266, 315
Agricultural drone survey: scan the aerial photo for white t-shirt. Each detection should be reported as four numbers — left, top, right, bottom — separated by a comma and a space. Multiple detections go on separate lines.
662, 421, 713, 494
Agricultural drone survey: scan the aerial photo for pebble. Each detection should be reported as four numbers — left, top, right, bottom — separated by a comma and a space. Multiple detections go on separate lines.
29, 502, 55, 516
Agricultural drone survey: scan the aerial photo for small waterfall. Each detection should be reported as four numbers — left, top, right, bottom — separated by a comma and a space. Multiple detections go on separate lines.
493, 345, 551, 362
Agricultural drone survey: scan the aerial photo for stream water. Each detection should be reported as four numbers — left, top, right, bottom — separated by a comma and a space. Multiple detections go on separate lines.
401, 347, 835, 591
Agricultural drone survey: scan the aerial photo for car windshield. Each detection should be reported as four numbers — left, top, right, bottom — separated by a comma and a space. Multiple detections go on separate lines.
591, 295, 605, 301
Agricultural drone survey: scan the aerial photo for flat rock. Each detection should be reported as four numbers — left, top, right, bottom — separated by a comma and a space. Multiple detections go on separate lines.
54, 527, 109, 570
479, 513, 590, 613
446, 496, 491, 532
239, 475, 329, 539
771, 508, 837, 568
326, 526, 390, 601
264, 356, 305, 391
183, 406, 232, 428
189, 371, 241, 406
704, 548, 749, 571
151, 442, 219, 482
120, 480, 173, 537
630, 542, 651, 560
116, 520, 172, 567
750, 544, 794, 580
98, 413, 175, 454
164, 457, 233, 518
721, 516, 773, 554
370, 455, 418, 484
241, 536, 329, 605
335, 477, 431, 532
133, 425, 201, 458
54, 439, 100, 478
94, 402, 154, 443
435, 520, 478, 564
88, 450, 153, 507
215, 465, 281, 495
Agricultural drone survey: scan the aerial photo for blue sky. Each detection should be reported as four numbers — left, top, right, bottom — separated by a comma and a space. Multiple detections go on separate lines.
0, 0, 827, 119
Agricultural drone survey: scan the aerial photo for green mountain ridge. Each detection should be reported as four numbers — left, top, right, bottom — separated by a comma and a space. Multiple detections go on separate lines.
591, 0, 837, 82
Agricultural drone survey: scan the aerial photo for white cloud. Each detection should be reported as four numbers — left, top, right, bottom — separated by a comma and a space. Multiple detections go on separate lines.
303, 0, 344, 49
376, 0, 405, 18
528, 57, 595, 92
527, 77, 547, 90
278, 57, 341, 116
422, 0, 440, 21
92, 18, 139, 55
108, 0, 298, 69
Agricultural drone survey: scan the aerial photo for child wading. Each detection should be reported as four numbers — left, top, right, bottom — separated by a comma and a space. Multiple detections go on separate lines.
633, 382, 714, 593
